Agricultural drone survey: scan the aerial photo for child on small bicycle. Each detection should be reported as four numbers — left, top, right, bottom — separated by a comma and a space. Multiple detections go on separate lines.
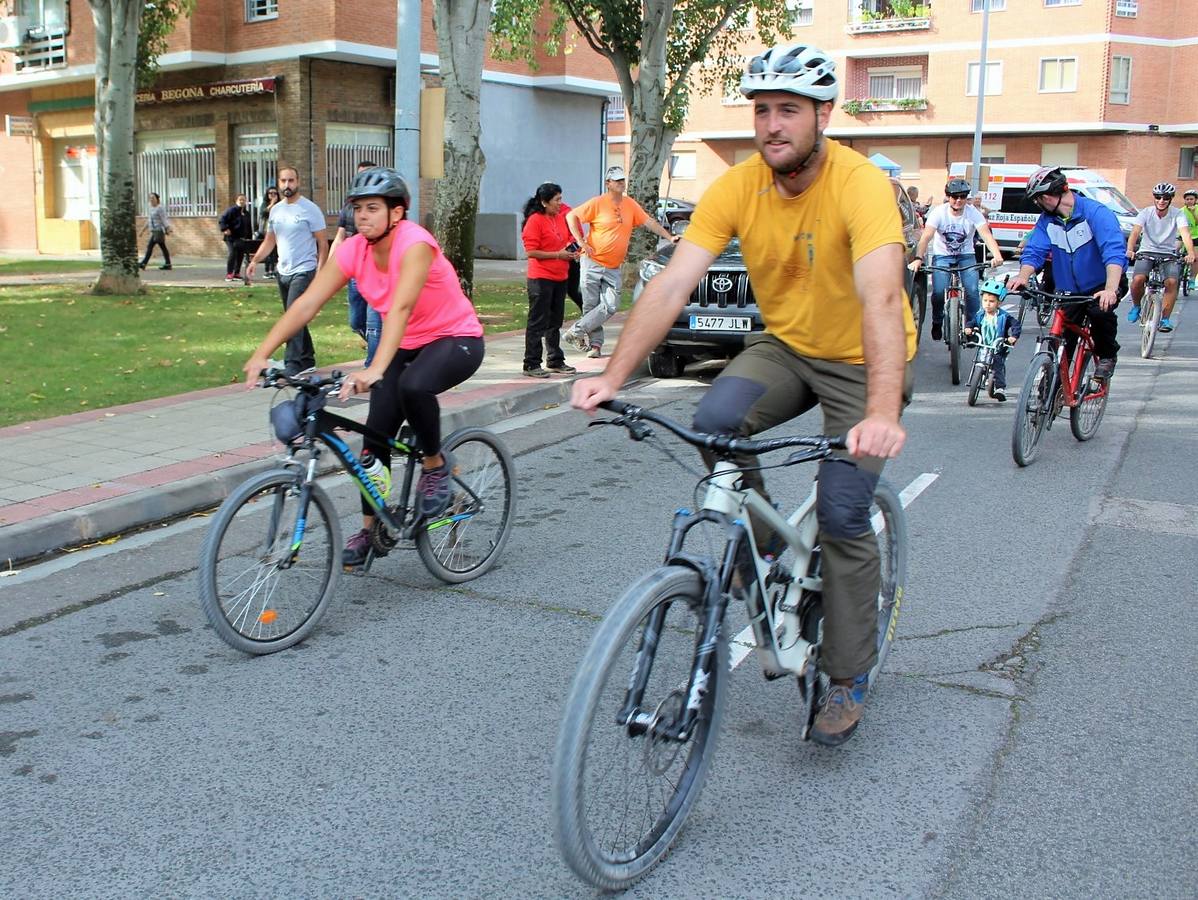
963, 278, 1021, 401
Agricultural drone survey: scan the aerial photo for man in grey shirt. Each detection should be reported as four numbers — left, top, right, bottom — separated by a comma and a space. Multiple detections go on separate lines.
247, 166, 329, 374
1126, 181, 1196, 333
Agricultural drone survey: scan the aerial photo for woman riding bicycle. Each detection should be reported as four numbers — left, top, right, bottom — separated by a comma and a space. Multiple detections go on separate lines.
242, 166, 485, 567
909, 177, 1004, 341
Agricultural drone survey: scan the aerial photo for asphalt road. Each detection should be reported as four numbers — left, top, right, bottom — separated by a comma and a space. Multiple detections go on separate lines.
2, 308, 1195, 898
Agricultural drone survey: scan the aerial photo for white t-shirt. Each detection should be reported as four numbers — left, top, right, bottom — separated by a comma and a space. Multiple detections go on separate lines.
1134, 206, 1185, 254
925, 203, 986, 257
267, 196, 327, 275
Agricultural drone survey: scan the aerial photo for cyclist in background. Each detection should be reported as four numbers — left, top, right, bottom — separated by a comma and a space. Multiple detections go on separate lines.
572, 42, 915, 748
1008, 166, 1125, 380
242, 167, 485, 567
1183, 190, 1198, 291
909, 178, 1003, 341
1126, 182, 1197, 333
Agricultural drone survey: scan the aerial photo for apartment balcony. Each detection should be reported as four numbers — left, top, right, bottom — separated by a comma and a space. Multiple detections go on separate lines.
841, 97, 929, 115
847, 1, 932, 34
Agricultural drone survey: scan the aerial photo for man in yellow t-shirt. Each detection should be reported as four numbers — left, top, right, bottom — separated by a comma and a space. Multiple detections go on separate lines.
572, 43, 915, 749
564, 165, 677, 357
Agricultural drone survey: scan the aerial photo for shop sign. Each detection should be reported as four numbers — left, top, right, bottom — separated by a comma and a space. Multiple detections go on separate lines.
5, 114, 34, 137
136, 77, 278, 105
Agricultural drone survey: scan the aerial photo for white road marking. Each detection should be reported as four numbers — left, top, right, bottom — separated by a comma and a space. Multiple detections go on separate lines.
727, 472, 939, 672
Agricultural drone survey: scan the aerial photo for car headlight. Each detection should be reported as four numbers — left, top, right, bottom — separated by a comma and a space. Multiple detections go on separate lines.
639, 258, 665, 284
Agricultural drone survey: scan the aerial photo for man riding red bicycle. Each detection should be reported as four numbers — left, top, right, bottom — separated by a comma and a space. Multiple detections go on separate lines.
1008, 166, 1126, 380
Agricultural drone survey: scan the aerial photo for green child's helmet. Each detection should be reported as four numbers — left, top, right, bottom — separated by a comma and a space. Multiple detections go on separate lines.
980, 277, 1008, 301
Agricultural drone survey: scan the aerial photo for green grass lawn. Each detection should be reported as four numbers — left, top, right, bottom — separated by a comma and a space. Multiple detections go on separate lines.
0, 259, 104, 276
0, 281, 533, 427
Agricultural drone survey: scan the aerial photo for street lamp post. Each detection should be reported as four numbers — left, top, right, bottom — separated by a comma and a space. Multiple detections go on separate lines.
394, 0, 422, 223
969, 0, 992, 198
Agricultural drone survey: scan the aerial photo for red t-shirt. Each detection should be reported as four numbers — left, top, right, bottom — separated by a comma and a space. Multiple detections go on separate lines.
522, 210, 571, 281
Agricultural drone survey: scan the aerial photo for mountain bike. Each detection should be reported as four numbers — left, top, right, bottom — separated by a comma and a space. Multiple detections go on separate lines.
1011, 288, 1110, 467
198, 368, 515, 655
552, 400, 906, 890
922, 260, 991, 385
1133, 251, 1182, 359
964, 333, 1014, 406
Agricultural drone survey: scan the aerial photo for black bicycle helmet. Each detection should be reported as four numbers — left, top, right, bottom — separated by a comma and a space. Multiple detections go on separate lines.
1026, 166, 1068, 200
1152, 181, 1176, 197
346, 166, 411, 208
945, 178, 972, 196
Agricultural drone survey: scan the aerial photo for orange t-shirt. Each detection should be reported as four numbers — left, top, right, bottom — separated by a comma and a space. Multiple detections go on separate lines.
571, 193, 651, 269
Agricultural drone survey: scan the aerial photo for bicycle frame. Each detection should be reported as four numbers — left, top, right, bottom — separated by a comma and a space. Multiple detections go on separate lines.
1037, 305, 1108, 412
620, 459, 824, 742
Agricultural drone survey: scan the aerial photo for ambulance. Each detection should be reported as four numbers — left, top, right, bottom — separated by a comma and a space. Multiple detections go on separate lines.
947, 163, 1139, 254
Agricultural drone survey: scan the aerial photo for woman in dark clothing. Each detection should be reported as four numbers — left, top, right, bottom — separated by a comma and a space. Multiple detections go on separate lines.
258, 187, 281, 277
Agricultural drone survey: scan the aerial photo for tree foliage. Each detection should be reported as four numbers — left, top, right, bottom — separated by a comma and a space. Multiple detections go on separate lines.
136, 0, 197, 89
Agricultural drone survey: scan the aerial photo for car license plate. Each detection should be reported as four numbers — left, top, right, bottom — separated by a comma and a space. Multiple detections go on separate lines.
689, 315, 750, 332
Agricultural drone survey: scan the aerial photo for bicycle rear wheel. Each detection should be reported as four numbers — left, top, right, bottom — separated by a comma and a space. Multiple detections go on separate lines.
1141, 292, 1161, 358
415, 427, 515, 583
553, 566, 727, 891
947, 290, 962, 385
199, 468, 341, 654
1069, 351, 1108, 441
1012, 352, 1055, 467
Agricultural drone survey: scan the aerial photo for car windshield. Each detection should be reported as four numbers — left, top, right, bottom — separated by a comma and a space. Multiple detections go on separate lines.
1085, 185, 1138, 216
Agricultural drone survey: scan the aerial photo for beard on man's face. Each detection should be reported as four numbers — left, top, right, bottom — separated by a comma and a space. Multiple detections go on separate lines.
281, 186, 296, 198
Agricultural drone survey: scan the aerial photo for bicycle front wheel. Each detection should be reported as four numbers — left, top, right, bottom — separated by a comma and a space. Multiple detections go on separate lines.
1012, 352, 1055, 467
199, 469, 341, 654
947, 291, 962, 384
553, 566, 727, 891
966, 363, 983, 406
869, 479, 907, 681
1141, 293, 1161, 358
1069, 351, 1108, 441
415, 427, 515, 583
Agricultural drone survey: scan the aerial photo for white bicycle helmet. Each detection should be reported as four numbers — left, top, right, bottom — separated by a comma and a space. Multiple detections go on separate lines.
1152, 182, 1176, 197
740, 43, 838, 102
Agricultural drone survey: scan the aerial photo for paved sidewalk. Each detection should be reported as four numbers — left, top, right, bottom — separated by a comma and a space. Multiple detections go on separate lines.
0, 256, 620, 565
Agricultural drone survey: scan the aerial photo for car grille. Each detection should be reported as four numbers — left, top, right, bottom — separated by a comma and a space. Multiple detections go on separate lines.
693, 270, 754, 309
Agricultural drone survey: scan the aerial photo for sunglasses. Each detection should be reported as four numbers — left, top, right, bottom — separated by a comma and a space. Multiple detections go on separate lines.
948, 193, 969, 200
1153, 194, 1171, 200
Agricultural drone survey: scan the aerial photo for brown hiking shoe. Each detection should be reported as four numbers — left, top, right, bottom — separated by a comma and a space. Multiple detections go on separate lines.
810, 680, 865, 747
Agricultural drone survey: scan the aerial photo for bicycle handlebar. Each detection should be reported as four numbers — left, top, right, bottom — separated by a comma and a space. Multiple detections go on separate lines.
1011, 286, 1098, 307
1133, 249, 1185, 262
259, 366, 345, 394
920, 260, 995, 274
598, 399, 846, 459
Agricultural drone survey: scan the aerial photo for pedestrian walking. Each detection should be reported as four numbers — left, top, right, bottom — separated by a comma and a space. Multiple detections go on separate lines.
257, 186, 281, 277
245, 166, 329, 376
563, 165, 678, 357
139, 192, 172, 270
520, 181, 578, 377
329, 160, 384, 366
218, 193, 253, 281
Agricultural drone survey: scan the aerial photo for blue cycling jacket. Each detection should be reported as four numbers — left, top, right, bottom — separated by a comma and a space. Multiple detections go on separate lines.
1020, 194, 1126, 294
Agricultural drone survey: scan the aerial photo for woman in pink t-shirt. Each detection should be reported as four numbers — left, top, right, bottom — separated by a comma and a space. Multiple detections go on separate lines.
243, 167, 484, 568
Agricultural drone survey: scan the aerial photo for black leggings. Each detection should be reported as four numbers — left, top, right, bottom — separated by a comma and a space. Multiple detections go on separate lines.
361, 335, 485, 514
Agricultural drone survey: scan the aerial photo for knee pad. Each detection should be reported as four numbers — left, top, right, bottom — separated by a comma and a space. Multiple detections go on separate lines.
816, 458, 880, 539
692, 376, 766, 435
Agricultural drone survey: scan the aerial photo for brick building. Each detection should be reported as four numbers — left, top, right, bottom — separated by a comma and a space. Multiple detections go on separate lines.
0, 0, 619, 255
609, 0, 1198, 210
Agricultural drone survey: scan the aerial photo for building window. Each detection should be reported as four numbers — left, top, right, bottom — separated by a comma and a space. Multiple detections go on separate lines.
1039, 57, 1077, 92
136, 129, 218, 218
869, 145, 920, 179
1179, 148, 1196, 180
1043, 0, 1081, 6
1109, 55, 1131, 104
1115, 0, 1138, 15
1042, 143, 1078, 167
246, 0, 278, 22
976, 144, 1006, 164
868, 67, 924, 100
606, 95, 626, 121
967, 61, 1003, 96
787, 0, 814, 27
971, 0, 1006, 10
325, 124, 393, 214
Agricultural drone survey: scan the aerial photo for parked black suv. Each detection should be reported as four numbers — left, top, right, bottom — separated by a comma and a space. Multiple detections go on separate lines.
632, 176, 927, 377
